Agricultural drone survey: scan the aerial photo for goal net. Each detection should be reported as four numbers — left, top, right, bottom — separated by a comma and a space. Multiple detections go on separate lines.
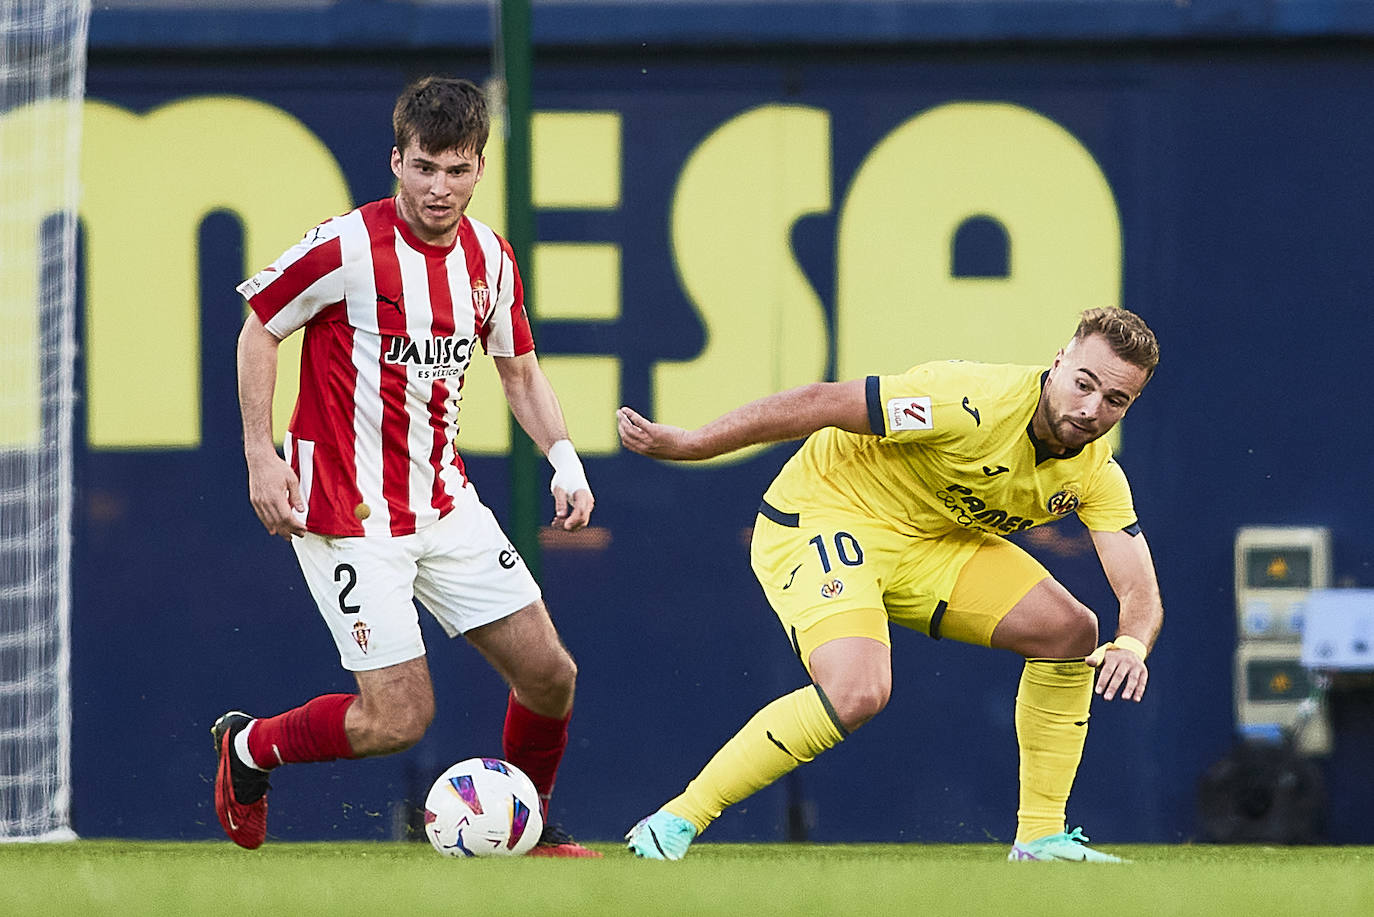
0, 0, 89, 841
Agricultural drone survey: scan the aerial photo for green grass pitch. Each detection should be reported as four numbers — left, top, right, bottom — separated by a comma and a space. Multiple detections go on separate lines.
6, 840, 1373, 916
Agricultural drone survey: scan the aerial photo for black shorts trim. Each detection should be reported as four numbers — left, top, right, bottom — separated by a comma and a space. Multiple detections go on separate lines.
758, 499, 800, 528
928, 599, 949, 641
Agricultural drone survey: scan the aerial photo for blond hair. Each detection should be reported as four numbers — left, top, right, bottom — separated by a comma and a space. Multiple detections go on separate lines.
1074, 307, 1159, 380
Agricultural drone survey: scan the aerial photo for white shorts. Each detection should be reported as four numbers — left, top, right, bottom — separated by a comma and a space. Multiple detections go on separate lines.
292, 486, 542, 671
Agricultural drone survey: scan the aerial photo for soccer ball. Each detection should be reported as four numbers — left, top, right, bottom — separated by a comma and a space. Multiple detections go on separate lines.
423, 757, 543, 857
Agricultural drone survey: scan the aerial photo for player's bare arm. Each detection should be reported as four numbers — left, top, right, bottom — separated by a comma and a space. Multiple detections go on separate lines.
617, 379, 872, 461
236, 314, 307, 540
493, 352, 594, 531
1085, 527, 1163, 702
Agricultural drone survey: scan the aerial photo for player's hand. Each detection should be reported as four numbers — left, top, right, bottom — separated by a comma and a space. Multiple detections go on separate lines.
245, 450, 308, 541
1084, 642, 1149, 702
551, 484, 594, 531
617, 406, 697, 460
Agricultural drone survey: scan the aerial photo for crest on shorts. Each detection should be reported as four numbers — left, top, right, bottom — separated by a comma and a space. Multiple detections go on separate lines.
1046, 488, 1081, 516
820, 579, 845, 599
471, 278, 490, 314
352, 619, 371, 654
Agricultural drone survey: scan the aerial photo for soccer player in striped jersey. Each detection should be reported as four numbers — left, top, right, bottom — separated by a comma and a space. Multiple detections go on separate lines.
621, 308, 1162, 862
213, 76, 599, 857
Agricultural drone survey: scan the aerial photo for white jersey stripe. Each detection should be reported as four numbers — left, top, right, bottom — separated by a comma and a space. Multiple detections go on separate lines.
471, 223, 510, 354
339, 210, 389, 535
287, 432, 315, 521
395, 235, 442, 529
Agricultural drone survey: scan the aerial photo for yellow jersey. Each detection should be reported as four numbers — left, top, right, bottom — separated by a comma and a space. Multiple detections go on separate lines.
761, 361, 1138, 538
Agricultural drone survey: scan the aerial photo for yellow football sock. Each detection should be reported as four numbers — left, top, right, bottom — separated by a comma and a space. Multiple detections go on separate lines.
664, 685, 846, 834
1014, 658, 1093, 844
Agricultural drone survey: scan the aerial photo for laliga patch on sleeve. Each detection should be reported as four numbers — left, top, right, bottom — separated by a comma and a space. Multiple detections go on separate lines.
887, 396, 933, 431
236, 265, 278, 300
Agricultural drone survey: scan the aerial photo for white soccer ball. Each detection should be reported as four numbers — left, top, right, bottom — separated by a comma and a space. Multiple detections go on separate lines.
423, 757, 543, 857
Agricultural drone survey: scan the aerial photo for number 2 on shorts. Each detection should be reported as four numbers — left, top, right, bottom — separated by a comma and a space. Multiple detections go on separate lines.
333, 563, 361, 614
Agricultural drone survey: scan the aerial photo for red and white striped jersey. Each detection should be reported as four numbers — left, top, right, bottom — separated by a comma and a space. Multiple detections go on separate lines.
236, 197, 534, 537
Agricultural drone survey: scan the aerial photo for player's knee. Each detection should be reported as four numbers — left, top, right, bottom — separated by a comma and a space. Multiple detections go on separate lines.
515, 651, 577, 715
829, 680, 890, 732
352, 699, 432, 755
543, 650, 577, 696
383, 702, 434, 752
1056, 601, 1099, 657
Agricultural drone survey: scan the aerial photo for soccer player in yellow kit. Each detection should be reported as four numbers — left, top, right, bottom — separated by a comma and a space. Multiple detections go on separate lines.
619, 307, 1161, 862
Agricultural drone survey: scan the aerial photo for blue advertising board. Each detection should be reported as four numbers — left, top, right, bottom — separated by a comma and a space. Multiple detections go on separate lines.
52, 3, 1374, 843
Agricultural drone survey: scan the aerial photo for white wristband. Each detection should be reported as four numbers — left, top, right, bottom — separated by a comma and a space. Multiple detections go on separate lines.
547, 439, 589, 496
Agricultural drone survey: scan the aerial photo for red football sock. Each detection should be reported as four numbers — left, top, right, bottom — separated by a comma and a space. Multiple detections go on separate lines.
502, 692, 569, 818
247, 693, 358, 768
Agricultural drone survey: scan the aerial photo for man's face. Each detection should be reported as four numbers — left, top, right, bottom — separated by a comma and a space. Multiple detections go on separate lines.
390, 142, 484, 245
1036, 333, 1149, 453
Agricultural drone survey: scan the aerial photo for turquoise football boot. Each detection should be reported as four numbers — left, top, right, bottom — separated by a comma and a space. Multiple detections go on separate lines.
625, 809, 697, 860
1007, 826, 1128, 863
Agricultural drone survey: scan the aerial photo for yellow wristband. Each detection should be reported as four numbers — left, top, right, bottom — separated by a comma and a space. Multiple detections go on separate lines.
1113, 635, 1149, 660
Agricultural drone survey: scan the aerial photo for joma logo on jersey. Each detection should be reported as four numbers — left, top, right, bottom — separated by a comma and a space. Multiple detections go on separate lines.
384, 334, 476, 368
937, 483, 1037, 534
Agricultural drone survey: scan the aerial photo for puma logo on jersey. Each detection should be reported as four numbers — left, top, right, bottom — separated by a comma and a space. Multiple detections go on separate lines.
377, 292, 403, 313
962, 396, 981, 426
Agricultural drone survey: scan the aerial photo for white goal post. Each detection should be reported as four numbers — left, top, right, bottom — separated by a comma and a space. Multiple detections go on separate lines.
0, 0, 90, 842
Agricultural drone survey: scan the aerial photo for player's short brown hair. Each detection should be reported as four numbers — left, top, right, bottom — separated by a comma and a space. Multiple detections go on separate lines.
1074, 307, 1160, 380
393, 76, 490, 157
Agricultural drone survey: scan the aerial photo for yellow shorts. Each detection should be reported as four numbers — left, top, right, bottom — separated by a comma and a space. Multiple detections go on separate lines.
750, 500, 1049, 668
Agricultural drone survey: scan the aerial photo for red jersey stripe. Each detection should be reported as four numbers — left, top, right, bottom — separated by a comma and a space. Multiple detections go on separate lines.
296, 320, 365, 536
497, 235, 535, 356
365, 207, 418, 536
250, 235, 342, 324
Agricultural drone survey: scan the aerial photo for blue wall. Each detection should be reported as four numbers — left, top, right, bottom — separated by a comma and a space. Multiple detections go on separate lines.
71, 2, 1374, 843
